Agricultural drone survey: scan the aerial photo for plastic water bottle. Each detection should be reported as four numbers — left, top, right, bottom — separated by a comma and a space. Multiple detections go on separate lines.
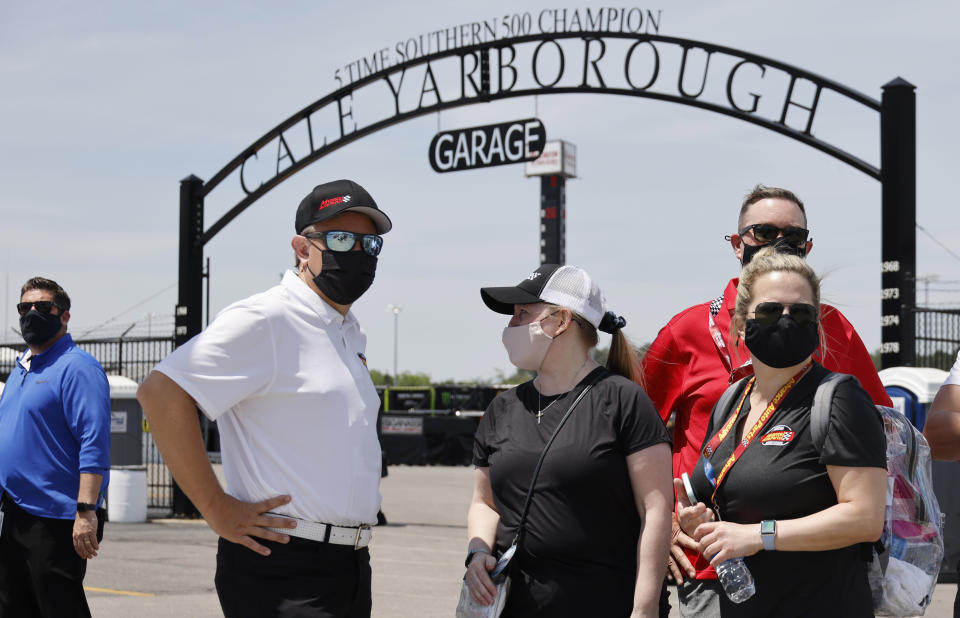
715, 557, 756, 603
678, 474, 755, 604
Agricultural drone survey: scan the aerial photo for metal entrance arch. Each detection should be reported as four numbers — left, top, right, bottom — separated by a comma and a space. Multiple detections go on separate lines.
178, 31, 916, 369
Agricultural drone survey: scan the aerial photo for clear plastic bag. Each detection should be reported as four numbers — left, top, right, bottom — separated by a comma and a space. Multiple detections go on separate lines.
455, 575, 511, 618
456, 545, 515, 618
869, 408, 944, 616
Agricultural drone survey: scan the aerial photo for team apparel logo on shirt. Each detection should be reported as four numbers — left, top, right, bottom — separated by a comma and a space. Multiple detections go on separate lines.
760, 424, 795, 446
357, 352, 367, 367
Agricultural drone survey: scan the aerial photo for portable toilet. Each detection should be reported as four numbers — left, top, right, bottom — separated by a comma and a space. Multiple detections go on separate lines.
880, 366, 956, 583
878, 366, 949, 430
106, 375, 147, 522
108, 375, 143, 466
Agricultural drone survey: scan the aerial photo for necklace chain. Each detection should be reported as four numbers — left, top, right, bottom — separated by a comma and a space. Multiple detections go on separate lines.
535, 357, 592, 425
535, 394, 561, 424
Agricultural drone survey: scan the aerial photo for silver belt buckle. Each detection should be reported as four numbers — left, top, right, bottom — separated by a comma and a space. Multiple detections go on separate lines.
354, 524, 370, 549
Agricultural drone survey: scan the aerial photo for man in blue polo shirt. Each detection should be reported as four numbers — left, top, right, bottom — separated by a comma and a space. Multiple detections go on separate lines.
0, 277, 110, 617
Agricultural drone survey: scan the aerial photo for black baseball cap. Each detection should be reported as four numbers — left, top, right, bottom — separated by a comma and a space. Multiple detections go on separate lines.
295, 179, 392, 234
480, 264, 561, 315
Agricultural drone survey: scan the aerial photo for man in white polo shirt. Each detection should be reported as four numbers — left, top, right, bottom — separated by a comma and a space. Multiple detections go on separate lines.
137, 179, 391, 618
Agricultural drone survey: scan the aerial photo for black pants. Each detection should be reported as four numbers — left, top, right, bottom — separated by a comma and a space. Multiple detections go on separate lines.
0, 499, 102, 618
215, 536, 372, 618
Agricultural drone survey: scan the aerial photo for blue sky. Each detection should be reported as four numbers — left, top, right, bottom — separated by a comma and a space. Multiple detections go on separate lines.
2, 1, 958, 381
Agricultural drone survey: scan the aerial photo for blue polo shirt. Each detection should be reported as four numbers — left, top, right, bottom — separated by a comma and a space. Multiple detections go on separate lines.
0, 334, 110, 519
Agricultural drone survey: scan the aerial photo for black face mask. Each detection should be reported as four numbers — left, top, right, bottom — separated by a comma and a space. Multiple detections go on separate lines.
20, 310, 62, 346
744, 315, 820, 369
308, 250, 377, 305
741, 236, 807, 266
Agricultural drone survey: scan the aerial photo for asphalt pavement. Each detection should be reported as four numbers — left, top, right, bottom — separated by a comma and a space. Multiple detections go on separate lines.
85, 465, 958, 617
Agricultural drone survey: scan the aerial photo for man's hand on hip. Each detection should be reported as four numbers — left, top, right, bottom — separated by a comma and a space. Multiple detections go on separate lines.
205, 493, 298, 556
73, 511, 99, 559
666, 512, 699, 583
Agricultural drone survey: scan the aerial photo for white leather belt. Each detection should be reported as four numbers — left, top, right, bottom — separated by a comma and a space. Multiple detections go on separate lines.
265, 513, 373, 550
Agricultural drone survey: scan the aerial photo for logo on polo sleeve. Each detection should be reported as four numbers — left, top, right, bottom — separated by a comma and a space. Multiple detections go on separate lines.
760, 424, 795, 446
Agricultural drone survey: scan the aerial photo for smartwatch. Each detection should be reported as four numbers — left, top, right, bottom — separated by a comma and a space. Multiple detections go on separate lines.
77, 502, 97, 513
760, 519, 776, 551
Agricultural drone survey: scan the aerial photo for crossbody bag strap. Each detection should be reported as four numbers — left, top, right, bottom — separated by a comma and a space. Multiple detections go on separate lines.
514, 370, 605, 538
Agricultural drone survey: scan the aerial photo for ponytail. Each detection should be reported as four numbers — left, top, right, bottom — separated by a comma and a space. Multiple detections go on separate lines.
609, 330, 641, 384
600, 311, 642, 388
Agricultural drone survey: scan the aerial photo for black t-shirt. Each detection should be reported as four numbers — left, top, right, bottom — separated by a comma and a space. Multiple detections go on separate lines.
690, 363, 886, 618
473, 367, 670, 617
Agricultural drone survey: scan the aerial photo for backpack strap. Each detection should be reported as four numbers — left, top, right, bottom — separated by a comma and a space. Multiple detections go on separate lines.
900, 408, 919, 482
710, 377, 751, 434
809, 372, 856, 452
812, 372, 891, 570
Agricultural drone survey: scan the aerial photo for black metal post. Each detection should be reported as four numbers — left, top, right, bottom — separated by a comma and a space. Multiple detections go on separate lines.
540, 175, 566, 265
177, 175, 205, 348
880, 78, 916, 369
174, 174, 205, 516
204, 257, 211, 326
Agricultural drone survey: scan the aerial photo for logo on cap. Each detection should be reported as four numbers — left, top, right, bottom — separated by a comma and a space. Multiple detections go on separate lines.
527, 272, 542, 281
319, 195, 351, 210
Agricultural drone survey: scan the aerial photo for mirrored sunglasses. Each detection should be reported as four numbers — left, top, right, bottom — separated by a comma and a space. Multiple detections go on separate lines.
304, 231, 383, 256
752, 302, 819, 328
739, 223, 809, 246
17, 301, 64, 317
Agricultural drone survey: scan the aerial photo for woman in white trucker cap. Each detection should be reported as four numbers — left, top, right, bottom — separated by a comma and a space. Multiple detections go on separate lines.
461, 264, 673, 617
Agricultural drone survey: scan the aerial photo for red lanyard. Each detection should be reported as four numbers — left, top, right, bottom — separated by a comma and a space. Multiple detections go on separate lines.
707, 311, 754, 384
702, 363, 812, 507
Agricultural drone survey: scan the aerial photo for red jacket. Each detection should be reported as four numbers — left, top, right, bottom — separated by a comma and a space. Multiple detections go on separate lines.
641, 277, 891, 580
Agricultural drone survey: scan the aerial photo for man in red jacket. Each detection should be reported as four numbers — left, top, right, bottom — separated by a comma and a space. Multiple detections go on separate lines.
642, 185, 892, 617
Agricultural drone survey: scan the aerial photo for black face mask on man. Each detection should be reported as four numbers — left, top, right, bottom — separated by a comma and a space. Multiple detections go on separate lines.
744, 315, 820, 369
20, 310, 62, 346
307, 250, 378, 305
741, 236, 807, 266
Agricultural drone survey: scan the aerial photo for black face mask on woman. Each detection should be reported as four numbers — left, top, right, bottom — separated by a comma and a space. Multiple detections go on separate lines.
20, 310, 62, 346
744, 315, 820, 369
308, 250, 377, 305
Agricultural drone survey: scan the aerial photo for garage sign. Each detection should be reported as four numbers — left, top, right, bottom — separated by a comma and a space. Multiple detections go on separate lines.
429, 118, 546, 173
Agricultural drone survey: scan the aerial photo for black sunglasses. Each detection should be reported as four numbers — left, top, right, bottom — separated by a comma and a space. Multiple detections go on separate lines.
751, 302, 819, 328
304, 231, 383, 256
17, 301, 64, 317
739, 224, 809, 246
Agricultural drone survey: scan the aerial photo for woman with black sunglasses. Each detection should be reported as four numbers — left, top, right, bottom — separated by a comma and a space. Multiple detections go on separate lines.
675, 247, 887, 617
